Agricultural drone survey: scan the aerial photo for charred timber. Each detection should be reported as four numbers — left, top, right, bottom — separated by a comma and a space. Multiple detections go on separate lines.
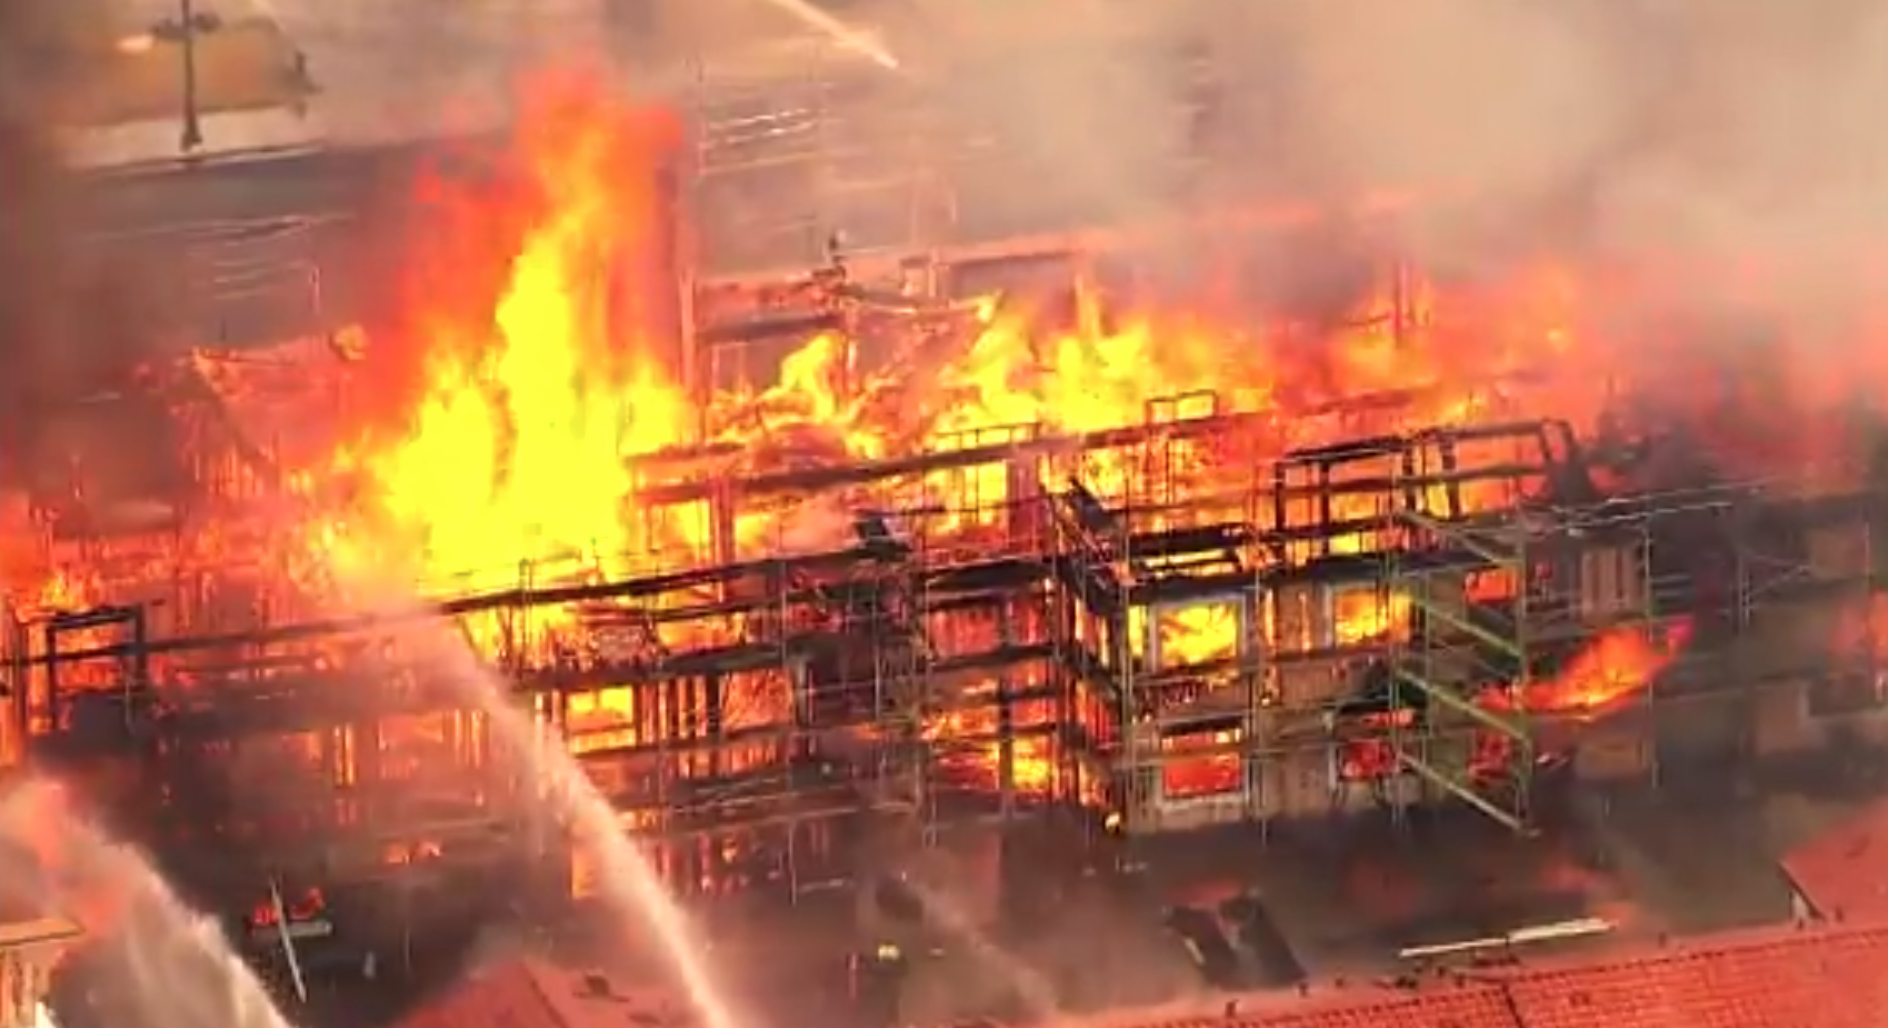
628, 394, 1564, 505
38, 483, 1869, 674
15, 544, 903, 668
125, 644, 1065, 743
24, 419, 1465, 661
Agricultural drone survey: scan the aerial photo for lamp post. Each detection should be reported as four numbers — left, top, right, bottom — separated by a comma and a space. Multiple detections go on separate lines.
179, 0, 203, 150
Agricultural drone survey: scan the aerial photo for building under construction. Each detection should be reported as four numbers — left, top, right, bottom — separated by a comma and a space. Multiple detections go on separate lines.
6, 22, 1888, 951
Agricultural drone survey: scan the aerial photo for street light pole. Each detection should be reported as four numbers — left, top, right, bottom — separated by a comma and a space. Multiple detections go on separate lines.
179, 0, 203, 150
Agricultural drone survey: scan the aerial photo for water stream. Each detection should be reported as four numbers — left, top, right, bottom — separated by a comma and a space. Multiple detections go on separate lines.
0, 779, 296, 1028
416, 625, 745, 1028
754, 0, 903, 69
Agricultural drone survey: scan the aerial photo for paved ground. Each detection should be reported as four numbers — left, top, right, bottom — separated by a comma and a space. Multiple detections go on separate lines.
256, 0, 599, 145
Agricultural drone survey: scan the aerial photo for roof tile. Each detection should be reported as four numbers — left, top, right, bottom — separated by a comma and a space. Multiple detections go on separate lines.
396, 957, 692, 1028
1779, 796, 1888, 922
1503, 924, 1888, 1028
1249, 985, 1520, 1028
398, 925, 1888, 1028
397, 959, 561, 1028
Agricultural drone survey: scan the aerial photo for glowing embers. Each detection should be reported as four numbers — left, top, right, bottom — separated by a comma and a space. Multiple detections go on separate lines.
244, 885, 329, 939
924, 671, 1061, 801
27, 567, 94, 617
20, 606, 151, 747
571, 816, 850, 901
1270, 582, 1411, 655
1333, 708, 1417, 784
548, 672, 797, 822
925, 598, 1049, 662
921, 455, 1020, 538
1157, 724, 1244, 802
1832, 589, 1888, 664
1330, 586, 1411, 648
1136, 596, 1248, 671
556, 672, 792, 758
1126, 595, 1256, 731
1269, 422, 1561, 567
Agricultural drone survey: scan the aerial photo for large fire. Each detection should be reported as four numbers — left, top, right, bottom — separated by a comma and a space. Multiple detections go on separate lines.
304, 88, 1602, 602
1526, 621, 1694, 715
315, 94, 693, 594
1, 79, 1870, 820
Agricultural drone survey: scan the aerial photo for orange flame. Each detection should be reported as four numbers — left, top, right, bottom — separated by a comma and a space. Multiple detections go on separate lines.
321, 86, 691, 595
8, 75, 1858, 819
293, 79, 1607, 621
1525, 621, 1692, 714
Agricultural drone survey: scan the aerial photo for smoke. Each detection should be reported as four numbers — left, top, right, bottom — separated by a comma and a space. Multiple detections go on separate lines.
0, 4, 88, 452
266, 0, 833, 141
856, 0, 1888, 349
258, 0, 597, 139
0, 1, 173, 486
775, 494, 857, 555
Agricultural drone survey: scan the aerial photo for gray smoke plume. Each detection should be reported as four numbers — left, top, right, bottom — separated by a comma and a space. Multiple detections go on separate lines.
843, 0, 1888, 352
0, 1, 168, 484
285, 0, 1883, 408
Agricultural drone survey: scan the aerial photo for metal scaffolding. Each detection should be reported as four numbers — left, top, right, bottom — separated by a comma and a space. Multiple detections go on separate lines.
20, 172, 1888, 918
684, 40, 957, 281
1384, 512, 1537, 833
10, 381, 1888, 912
1040, 407, 1692, 837
23, 17, 1888, 952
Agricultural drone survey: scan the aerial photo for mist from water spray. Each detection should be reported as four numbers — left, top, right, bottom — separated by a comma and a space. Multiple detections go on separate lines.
0, 779, 295, 1028
413, 612, 1062, 1025
333, 565, 1066, 1028
754, 0, 902, 70
403, 622, 742, 1028
901, 876, 1061, 1020
391, 608, 1062, 1027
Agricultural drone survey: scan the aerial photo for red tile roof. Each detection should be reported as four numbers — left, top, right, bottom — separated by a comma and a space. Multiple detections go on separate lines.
1138, 924, 1888, 1028
1779, 796, 1888, 922
396, 957, 682, 1028
397, 959, 560, 1028
1500, 923, 1888, 1028
1234, 985, 1521, 1028
403, 924, 1888, 1028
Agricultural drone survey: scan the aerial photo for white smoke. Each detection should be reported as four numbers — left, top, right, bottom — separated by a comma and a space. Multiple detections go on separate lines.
870, 0, 1888, 341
